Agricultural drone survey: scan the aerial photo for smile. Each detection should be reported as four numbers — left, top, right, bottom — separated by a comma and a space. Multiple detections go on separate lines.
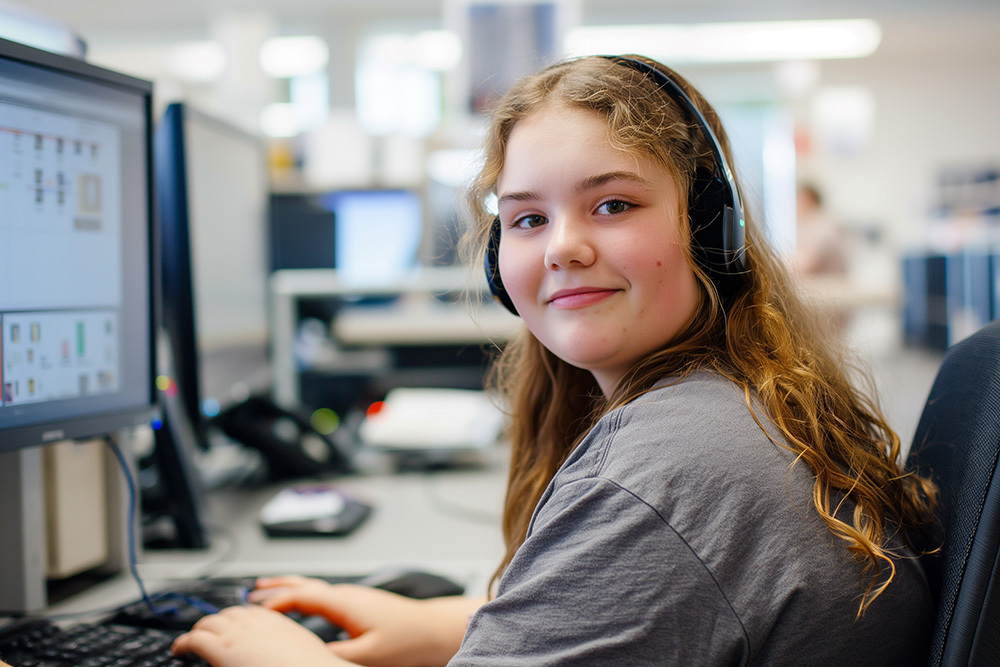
547, 287, 620, 310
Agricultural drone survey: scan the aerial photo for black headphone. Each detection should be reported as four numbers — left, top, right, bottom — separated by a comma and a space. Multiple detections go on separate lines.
484, 55, 747, 316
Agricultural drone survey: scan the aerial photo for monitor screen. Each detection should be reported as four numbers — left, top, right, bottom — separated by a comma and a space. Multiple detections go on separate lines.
156, 103, 271, 436
320, 189, 423, 287
0, 37, 157, 452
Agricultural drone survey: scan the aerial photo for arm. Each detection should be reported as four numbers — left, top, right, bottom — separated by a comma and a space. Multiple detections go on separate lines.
452, 478, 747, 665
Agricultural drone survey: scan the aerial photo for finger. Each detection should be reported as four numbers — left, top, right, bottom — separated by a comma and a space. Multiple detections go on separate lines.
254, 574, 311, 589
262, 591, 368, 637
247, 586, 293, 603
326, 633, 385, 664
171, 628, 219, 657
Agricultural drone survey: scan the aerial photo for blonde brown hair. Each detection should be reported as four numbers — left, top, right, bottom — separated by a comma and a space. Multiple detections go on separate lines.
464, 55, 937, 612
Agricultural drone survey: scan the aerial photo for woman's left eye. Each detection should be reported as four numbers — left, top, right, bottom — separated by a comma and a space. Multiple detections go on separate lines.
596, 200, 631, 215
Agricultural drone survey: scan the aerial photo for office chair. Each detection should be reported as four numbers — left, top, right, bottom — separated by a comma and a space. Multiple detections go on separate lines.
906, 318, 1000, 666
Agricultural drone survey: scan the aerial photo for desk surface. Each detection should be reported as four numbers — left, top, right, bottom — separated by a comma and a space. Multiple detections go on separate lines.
46, 452, 507, 618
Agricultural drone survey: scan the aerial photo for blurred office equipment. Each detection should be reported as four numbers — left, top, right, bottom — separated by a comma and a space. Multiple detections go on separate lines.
268, 187, 425, 321
906, 318, 1000, 666
902, 250, 996, 352
152, 101, 272, 548
156, 102, 272, 450
268, 191, 338, 271
270, 267, 520, 419
270, 188, 423, 279
0, 35, 158, 612
324, 188, 423, 287
359, 387, 504, 467
266, 181, 518, 431
901, 164, 1000, 352
154, 103, 352, 536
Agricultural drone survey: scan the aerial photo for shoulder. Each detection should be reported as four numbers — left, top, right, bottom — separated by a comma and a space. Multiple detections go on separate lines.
555, 371, 796, 500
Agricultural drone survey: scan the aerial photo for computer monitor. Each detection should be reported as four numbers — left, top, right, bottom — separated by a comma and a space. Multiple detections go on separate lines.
149, 103, 271, 548
0, 37, 157, 452
0, 36, 157, 613
268, 192, 338, 272
155, 102, 271, 445
320, 189, 423, 287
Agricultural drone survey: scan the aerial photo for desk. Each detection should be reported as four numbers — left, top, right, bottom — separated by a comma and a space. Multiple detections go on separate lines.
44, 454, 507, 618
269, 268, 520, 409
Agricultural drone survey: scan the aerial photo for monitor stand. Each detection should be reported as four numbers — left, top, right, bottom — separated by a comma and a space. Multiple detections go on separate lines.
0, 448, 48, 613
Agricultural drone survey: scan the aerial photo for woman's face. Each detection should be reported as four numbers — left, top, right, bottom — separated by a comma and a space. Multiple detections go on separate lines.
496, 103, 701, 396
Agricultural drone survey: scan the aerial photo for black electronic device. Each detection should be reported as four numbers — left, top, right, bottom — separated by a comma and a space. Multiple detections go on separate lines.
0, 619, 209, 667
268, 192, 339, 271
107, 569, 465, 642
212, 396, 352, 479
0, 33, 158, 614
257, 483, 371, 537
0, 37, 158, 452
155, 102, 272, 452
150, 101, 276, 549
484, 55, 748, 316
321, 188, 424, 288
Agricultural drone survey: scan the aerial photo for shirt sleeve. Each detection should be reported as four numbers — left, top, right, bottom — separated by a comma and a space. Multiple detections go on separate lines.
449, 476, 749, 666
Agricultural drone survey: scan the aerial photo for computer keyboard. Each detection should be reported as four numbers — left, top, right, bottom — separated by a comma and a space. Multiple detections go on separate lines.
0, 617, 208, 666
109, 574, 363, 631
110, 569, 465, 632
0, 569, 466, 665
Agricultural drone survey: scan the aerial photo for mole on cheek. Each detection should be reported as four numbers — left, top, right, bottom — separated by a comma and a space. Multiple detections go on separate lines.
656, 260, 663, 267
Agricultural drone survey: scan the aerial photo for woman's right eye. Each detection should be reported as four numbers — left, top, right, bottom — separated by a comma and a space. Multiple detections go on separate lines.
513, 214, 547, 229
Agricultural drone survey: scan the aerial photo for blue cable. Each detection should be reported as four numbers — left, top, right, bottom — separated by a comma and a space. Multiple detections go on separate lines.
106, 437, 220, 617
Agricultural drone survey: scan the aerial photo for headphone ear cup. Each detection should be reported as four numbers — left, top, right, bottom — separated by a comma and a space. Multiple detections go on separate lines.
484, 217, 519, 316
688, 167, 744, 280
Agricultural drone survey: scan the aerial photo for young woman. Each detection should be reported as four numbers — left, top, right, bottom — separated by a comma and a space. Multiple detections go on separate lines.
172, 55, 939, 666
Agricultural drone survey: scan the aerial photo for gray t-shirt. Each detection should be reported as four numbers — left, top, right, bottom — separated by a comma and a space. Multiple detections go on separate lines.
450, 373, 934, 665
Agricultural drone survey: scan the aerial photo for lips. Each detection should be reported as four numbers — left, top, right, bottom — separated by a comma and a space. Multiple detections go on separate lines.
547, 286, 620, 309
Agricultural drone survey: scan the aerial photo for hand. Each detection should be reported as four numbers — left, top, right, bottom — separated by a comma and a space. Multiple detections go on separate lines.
250, 575, 483, 667
171, 604, 351, 667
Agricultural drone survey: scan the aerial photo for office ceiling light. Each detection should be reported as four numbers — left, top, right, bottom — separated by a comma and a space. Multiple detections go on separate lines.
260, 35, 329, 78
565, 19, 882, 63
363, 30, 462, 71
411, 30, 462, 71
166, 41, 227, 82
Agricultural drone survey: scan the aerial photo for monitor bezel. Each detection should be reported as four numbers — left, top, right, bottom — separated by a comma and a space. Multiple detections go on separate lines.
0, 36, 159, 452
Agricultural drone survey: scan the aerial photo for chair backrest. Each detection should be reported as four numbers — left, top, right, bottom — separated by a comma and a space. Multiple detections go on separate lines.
906, 318, 1000, 666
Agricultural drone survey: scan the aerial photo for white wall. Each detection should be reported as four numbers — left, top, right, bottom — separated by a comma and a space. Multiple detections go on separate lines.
803, 18, 1000, 248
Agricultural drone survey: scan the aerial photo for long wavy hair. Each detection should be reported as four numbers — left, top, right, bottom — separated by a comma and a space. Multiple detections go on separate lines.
463, 55, 938, 613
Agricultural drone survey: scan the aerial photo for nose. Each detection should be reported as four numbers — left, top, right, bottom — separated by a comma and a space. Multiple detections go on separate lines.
544, 217, 596, 270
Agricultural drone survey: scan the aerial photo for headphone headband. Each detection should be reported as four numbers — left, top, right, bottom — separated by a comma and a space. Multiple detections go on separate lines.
605, 56, 744, 223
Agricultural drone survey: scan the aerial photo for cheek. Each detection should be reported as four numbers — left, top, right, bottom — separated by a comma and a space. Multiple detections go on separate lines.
650, 246, 699, 308
497, 242, 536, 306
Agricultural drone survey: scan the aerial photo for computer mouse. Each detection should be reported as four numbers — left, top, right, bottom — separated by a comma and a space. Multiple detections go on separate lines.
364, 569, 466, 599
287, 570, 465, 642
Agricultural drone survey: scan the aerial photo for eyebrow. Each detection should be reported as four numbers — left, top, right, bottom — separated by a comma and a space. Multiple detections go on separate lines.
497, 171, 653, 206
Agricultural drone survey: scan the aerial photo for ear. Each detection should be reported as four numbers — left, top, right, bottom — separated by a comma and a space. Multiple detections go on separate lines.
484, 217, 519, 316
